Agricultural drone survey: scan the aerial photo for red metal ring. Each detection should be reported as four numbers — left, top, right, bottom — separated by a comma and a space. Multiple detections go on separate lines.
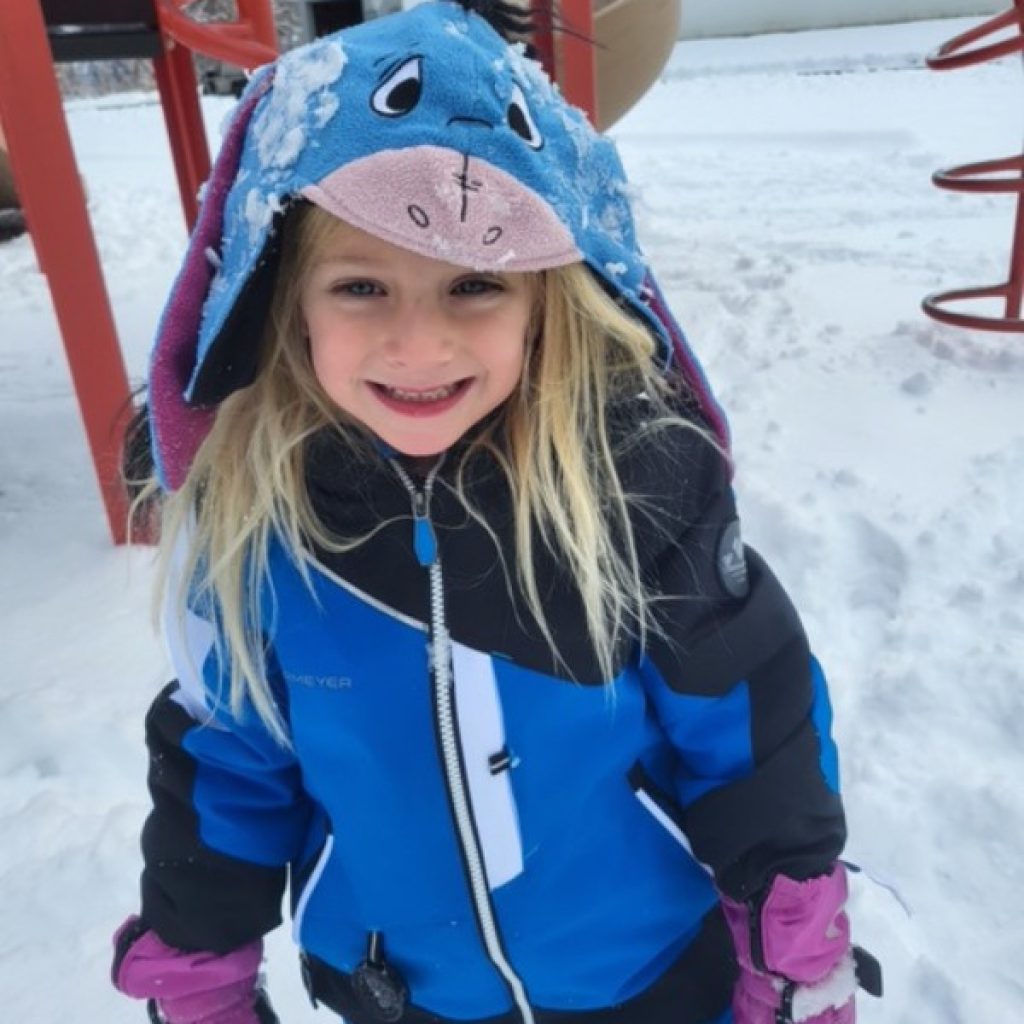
922, 283, 1024, 332
926, 9, 1024, 70
932, 154, 1024, 193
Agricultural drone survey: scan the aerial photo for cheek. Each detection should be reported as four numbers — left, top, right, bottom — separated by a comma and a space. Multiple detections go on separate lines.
307, 325, 356, 395
305, 301, 362, 365
308, 340, 329, 386
487, 320, 529, 392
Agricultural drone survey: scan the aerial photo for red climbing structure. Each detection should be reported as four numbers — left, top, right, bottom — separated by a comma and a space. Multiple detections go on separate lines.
923, 1, 1024, 333
547, 0, 597, 122
0, 1, 610, 543
0, 1, 278, 543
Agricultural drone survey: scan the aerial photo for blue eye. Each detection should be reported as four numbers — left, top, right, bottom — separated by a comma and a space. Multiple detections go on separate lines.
453, 277, 502, 296
332, 280, 382, 297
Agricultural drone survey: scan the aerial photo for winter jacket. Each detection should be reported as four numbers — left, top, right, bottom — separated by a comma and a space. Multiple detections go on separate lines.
135, 401, 847, 1024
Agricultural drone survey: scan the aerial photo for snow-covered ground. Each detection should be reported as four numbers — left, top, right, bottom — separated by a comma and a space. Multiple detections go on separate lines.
1, 16, 1022, 1023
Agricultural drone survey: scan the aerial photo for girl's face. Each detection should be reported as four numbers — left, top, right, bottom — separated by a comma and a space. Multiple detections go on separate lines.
300, 221, 535, 458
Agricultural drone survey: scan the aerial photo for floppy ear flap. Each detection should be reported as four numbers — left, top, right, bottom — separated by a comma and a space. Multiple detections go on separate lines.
147, 72, 275, 492
641, 272, 732, 466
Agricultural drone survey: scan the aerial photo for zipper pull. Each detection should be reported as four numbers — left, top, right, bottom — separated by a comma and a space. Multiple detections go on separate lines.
412, 490, 438, 567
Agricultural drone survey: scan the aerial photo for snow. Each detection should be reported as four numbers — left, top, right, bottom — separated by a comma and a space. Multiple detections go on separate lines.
252, 37, 347, 173
1, 15, 1022, 1023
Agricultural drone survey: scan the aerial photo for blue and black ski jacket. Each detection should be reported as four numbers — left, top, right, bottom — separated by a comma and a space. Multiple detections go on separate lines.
136, 402, 846, 1024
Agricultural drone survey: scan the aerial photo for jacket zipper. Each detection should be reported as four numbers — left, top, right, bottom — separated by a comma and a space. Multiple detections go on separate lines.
746, 890, 769, 973
748, 889, 797, 1023
391, 459, 535, 1024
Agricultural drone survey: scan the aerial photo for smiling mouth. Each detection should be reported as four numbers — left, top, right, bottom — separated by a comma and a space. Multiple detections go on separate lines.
372, 380, 468, 402
368, 378, 473, 412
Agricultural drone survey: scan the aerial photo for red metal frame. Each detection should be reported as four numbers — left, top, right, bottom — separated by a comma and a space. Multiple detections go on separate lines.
531, 0, 598, 125
556, 0, 598, 123
0, 1, 134, 542
0, 0, 601, 543
154, 1, 279, 232
923, 1, 1024, 332
0, 1, 277, 543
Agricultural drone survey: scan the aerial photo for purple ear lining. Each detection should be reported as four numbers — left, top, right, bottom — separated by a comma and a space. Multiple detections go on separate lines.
149, 76, 274, 491
643, 274, 732, 466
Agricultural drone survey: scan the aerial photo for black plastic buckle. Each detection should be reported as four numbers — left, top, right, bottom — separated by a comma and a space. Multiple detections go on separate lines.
853, 945, 884, 998
352, 932, 409, 1023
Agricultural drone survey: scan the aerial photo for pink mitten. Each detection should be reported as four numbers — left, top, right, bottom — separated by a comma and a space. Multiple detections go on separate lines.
720, 864, 880, 1024
112, 916, 278, 1024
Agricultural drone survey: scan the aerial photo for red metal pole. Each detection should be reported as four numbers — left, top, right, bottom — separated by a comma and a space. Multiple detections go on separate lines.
558, 0, 598, 124
152, 0, 279, 232
1006, 167, 1024, 319
0, 0, 132, 543
153, 39, 210, 231
237, 0, 279, 53
531, 1, 557, 83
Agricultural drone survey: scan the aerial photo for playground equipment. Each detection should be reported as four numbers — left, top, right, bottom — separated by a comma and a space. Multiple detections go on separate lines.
923, 0, 1024, 333
0, 0, 279, 543
0, 0, 682, 543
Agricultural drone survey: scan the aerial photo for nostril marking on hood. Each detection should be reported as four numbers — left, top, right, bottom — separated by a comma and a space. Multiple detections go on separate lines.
407, 205, 430, 229
447, 116, 493, 130
483, 227, 502, 246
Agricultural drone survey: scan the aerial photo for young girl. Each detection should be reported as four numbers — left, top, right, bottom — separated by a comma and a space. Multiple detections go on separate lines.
112, 4, 880, 1024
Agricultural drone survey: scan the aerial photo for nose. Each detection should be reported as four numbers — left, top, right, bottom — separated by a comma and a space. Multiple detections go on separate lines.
383, 299, 455, 371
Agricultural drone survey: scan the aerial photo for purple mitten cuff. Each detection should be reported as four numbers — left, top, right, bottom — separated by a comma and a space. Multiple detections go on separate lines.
721, 865, 850, 984
113, 916, 264, 1024
157, 979, 262, 1024
733, 951, 858, 1024
720, 866, 858, 1024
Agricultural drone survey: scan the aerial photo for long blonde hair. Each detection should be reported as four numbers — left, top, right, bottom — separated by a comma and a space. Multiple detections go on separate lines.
136, 204, 706, 743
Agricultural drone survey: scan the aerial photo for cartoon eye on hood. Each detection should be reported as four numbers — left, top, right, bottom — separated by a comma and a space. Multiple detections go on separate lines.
507, 82, 543, 149
371, 56, 423, 117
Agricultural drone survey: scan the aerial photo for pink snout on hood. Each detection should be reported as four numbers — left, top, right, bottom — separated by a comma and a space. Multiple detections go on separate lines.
301, 145, 581, 272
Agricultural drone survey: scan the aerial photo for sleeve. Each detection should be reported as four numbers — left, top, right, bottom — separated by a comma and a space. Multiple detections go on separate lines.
636, 434, 846, 902
137, 537, 313, 954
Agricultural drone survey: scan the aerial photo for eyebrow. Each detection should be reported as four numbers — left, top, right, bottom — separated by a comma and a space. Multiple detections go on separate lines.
312, 252, 389, 268
373, 46, 418, 68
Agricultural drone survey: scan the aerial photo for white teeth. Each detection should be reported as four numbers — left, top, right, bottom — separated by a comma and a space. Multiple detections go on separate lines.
383, 382, 460, 402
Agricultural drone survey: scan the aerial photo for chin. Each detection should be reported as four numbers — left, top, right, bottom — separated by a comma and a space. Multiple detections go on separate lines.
382, 432, 454, 458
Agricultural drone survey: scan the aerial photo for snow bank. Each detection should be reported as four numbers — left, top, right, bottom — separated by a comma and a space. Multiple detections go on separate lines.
1, 17, 1021, 1024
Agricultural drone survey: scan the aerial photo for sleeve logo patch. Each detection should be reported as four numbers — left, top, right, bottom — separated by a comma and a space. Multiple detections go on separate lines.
716, 520, 750, 598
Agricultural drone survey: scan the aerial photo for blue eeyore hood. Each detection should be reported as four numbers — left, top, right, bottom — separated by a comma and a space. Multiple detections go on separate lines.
148, 0, 726, 489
